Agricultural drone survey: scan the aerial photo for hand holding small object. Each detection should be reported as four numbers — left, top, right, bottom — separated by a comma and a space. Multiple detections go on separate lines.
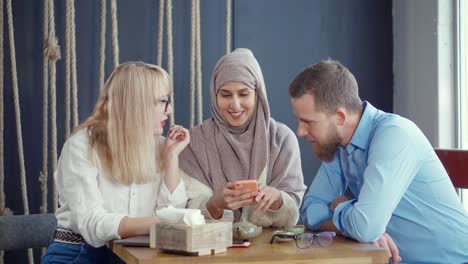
212, 182, 259, 211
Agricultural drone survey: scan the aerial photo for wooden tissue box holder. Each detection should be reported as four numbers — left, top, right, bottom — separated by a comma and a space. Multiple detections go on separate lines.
149, 221, 232, 256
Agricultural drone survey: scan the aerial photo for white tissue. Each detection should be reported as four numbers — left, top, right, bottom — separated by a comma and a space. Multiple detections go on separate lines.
155, 205, 206, 225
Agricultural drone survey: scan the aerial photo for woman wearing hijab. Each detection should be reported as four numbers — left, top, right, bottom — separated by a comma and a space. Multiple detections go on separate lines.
180, 48, 306, 227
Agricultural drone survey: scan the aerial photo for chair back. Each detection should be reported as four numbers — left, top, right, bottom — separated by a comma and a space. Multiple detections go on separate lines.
435, 148, 468, 189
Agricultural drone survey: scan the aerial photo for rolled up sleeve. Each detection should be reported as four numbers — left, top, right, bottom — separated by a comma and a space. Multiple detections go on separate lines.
301, 154, 346, 231
332, 126, 419, 242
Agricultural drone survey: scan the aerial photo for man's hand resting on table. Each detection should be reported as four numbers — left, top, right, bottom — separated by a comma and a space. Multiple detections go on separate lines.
329, 196, 401, 263
371, 233, 401, 263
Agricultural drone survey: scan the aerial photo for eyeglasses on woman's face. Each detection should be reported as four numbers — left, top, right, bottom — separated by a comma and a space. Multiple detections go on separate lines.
157, 96, 171, 112
270, 231, 336, 248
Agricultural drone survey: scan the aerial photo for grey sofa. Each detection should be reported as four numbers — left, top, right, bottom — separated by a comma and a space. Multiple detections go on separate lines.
0, 213, 56, 251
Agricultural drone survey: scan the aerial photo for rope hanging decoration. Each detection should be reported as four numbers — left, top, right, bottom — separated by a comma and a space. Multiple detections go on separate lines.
99, 0, 106, 90
156, 0, 175, 125
0, 2, 10, 260
0, 0, 4, 218
70, 0, 78, 129
0, 0, 11, 219
225, 0, 231, 54
39, 0, 50, 217
166, 0, 174, 125
7, 0, 30, 217
189, 0, 202, 128
157, 0, 165, 66
40, 0, 51, 248
64, 1, 78, 138
65, 0, 71, 139
195, 0, 202, 125
189, 0, 196, 128
45, 0, 61, 213
6, 0, 35, 262
111, 0, 119, 67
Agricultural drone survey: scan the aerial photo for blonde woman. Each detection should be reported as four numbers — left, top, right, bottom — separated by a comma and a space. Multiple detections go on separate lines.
42, 62, 190, 263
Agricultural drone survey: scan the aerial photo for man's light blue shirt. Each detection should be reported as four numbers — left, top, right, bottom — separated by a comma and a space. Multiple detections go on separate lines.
301, 102, 468, 263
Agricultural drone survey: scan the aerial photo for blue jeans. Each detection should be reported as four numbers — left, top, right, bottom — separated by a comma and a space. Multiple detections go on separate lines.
41, 241, 125, 264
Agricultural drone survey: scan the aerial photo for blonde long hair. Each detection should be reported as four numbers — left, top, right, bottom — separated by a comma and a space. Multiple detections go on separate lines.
79, 62, 171, 184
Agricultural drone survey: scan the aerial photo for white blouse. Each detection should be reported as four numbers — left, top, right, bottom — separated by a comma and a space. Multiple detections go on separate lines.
54, 129, 188, 247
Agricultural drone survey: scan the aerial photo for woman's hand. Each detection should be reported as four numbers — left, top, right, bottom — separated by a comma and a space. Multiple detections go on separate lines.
207, 182, 259, 218
216, 182, 259, 210
164, 125, 190, 159
117, 216, 159, 238
253, 183, 283, 215
163, 125, 189, 192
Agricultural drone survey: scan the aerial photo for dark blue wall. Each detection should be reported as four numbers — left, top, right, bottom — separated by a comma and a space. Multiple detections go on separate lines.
234, 0, 393, 186
3, 0, 392, 262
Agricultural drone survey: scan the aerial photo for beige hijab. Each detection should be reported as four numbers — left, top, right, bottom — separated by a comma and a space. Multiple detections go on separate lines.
180, 48, 304, 206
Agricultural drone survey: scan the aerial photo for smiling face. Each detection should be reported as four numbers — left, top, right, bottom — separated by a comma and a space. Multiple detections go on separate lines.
216, 82, 256, 127
291, 93, 342, 162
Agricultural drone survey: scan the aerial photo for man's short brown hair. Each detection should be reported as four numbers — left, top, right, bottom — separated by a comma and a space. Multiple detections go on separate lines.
289, 60, 362, 113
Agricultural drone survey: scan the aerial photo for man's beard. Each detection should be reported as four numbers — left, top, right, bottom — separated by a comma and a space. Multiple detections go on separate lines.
311, 133, 341, 162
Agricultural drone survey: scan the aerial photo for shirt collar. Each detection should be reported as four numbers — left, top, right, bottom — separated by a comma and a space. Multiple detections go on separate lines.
345, 101, 378, 153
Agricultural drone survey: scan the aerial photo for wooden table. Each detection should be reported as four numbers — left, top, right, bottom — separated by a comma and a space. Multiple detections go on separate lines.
112, 229, 389, 264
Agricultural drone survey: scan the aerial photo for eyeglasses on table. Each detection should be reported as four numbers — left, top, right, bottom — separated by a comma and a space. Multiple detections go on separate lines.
270, 231, 336, 248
